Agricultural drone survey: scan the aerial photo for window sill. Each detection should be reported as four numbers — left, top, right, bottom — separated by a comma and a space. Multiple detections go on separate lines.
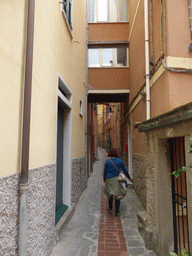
88, 21, 129, 25
88, 66, 129, 69
61, 10, 73, 39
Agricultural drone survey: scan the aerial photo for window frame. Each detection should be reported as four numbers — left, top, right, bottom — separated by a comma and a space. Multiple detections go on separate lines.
88, 0, 128, 23
88, 45, 129, 68
61, 0, 73, 38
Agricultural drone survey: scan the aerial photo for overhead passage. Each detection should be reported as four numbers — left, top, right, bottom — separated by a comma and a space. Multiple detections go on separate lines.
88, 89, 130, 103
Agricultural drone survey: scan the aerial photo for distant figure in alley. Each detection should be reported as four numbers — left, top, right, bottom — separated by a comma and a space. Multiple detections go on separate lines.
103, 148, 133, 218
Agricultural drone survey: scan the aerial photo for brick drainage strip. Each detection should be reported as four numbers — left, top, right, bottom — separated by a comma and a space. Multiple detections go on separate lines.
97, 181, 129, 256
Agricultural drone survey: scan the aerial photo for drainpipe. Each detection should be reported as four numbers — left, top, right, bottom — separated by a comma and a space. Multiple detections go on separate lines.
188, 0, 192, 51
162, 0, 192, 73
19, 0, 35, 255
149, 0, 154, 67
85, 0, 89, 182
144, 0, 151, 120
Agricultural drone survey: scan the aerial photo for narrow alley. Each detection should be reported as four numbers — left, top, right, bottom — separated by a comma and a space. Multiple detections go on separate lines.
50, 149, 156, 256
2, 1, 192, 255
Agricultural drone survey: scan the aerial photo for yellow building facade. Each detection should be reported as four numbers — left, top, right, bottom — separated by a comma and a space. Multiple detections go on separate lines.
0, 0, 87, 254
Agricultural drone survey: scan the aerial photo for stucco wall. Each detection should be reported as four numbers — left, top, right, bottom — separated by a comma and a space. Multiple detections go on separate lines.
0, 0, 87, 178
0, 0, 26, 176
0, 164, 56, 256
88, 22, 129, 42
88, 68, 130, 90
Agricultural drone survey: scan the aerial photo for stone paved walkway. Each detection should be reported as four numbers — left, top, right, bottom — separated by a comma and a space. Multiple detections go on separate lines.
50, 149, 156, 256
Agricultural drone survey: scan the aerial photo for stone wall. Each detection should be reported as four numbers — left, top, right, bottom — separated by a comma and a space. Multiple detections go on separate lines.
136, 104, 192, 254
120, 152, 128, 169
143, 125, 192, 254
27, 164, 57, 255
132, 154, 147, 208
0, 173, 20, 255
144, 133, 159, 252
0, 164, 57, 256
71, 156, 87, 204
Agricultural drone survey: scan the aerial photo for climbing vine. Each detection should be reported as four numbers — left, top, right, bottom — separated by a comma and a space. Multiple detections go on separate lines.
169, 249, 190, 256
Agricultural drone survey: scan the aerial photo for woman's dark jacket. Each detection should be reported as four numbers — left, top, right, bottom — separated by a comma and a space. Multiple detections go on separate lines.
103, 157, 131, 182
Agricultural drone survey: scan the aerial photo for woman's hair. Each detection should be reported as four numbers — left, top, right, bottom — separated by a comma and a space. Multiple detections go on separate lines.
107, 148, 120, 158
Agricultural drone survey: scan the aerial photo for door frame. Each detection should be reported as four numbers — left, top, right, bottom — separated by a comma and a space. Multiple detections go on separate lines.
56, 72, 72, 208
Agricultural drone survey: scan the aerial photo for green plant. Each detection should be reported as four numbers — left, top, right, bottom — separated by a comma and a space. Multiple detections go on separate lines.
169, 249, 190, 256
171, 138, 192, 178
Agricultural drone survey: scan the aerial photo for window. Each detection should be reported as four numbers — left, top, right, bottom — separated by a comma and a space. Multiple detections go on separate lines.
88, 48, 100, 67
102, 48, 113, 66
88, 46, 128, 67
61, 0, 72, 30
88, 0, 128, 23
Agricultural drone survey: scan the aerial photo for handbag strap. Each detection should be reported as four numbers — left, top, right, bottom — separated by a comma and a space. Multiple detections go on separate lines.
109, 158, 121, 174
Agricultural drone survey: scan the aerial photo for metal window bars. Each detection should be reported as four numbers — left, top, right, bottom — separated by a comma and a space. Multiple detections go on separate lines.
170, 137, 190, 255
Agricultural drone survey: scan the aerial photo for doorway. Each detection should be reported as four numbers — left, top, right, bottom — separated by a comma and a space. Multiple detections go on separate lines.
169, 137, 190, 254
55, 105, 68, 224
55, 73, 72, 224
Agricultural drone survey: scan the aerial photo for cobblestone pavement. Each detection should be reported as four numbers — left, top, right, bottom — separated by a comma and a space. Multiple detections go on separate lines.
50, 149, 156, 256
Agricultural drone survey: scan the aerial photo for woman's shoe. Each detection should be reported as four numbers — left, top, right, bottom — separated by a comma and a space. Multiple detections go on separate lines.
108, 208, 112, 213
115, 213, 120, 218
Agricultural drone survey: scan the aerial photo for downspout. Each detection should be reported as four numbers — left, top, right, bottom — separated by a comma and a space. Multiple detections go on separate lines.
19, 0, 35, 255
188, 0, 192, 51
162, 0, 192, 73
85, 0, 89, 182
149, 0, 154, 67
144, 0, 151, 120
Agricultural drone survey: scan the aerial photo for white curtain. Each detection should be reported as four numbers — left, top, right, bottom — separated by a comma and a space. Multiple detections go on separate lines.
119, 0, 128, 21
89, 0, 96, 22
109, 0, 117, 22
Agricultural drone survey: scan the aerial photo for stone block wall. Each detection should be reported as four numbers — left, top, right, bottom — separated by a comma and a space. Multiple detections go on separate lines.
135, 105, 192, 254
132, 154, 147, 208
0, 164, 57, 256
120, 152, 128, 169
71, 156, 87, 204
27, 164, 57, 255
0, 173, 20, 255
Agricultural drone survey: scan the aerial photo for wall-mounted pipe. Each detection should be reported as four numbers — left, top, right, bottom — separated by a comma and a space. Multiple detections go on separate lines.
19, 0, 35, 255
144, 0, 151, 120
188, 0, 192, 51
149, 0, 154, 67
162, 0, 192, 73
85, 0, 89, 181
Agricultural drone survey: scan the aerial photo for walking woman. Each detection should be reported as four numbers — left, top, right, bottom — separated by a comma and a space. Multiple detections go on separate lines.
103, 148, 132, 218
